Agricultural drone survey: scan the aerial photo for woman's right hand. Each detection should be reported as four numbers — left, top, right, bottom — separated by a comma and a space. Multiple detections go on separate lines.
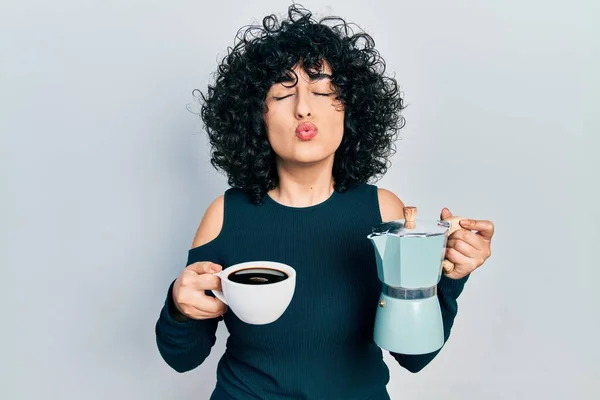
172, 262, 228, 320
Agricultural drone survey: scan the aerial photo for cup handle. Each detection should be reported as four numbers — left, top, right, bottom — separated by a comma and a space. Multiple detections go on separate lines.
441, 216, 467, 274
210, 272, 228, 305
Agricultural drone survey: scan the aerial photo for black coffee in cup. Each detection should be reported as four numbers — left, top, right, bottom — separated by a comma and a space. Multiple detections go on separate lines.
228, 267, 289, 285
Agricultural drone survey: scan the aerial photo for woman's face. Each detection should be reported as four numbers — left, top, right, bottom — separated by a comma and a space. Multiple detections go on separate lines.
263, 61, 345, 166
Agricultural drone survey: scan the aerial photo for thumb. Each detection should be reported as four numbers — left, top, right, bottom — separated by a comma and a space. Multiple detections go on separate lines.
440, 207, 453, 221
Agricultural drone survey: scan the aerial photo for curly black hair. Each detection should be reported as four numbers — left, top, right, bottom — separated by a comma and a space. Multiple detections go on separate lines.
197, 4, 406, 205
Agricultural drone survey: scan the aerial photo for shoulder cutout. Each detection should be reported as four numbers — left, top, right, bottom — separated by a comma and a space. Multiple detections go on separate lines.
191, 195, 225, 248
377, 188, 405, 222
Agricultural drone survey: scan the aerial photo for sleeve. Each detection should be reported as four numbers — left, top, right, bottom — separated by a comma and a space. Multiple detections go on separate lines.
389, 273, 470, 373
154, 243, 224, 373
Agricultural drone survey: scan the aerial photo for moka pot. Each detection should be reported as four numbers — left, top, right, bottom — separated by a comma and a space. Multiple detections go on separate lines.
367, 206, 459, 355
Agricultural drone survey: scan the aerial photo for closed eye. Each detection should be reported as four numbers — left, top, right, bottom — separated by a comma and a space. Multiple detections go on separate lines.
273, 92, 335, 101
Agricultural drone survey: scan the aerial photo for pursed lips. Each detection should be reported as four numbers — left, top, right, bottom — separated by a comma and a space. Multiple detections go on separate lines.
295, 122, 318, 140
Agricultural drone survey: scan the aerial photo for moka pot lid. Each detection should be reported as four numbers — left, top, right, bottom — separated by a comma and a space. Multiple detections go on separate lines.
370, 206, 449, 237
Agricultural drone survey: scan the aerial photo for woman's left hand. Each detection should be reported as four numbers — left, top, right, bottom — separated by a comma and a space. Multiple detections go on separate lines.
441, 208, 495, 280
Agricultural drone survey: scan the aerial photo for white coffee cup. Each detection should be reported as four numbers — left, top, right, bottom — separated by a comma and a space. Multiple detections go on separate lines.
211, 261, 296, 325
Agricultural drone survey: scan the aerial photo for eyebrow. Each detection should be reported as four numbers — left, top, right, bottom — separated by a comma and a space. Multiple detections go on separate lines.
275, 72, 333, 84
308, 73, 332, 81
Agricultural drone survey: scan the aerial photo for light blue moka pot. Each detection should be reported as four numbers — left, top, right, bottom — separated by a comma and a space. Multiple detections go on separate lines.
367, 206, 451, 355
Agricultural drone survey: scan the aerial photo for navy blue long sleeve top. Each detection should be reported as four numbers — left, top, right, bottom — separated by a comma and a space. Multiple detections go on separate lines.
156, 183, 469, 399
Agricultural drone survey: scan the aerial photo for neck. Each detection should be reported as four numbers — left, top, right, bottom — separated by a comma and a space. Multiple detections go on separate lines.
268, 156, 335, 207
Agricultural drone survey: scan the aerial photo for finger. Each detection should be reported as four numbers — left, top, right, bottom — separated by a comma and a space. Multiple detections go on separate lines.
196, 273, 222, 291
449, 229, 485, 251
440, 207, 453, 220
185, 304, 227, 320
179, 290, 228, 317
445, 247, 472, 267
447, 238, 479, 258
187, 261, 222, 275
177, 270, 222, 293
193, 295, 228, 315
460, 219, 495, 239
442, 259, 455, 273
444, 267, 467, 280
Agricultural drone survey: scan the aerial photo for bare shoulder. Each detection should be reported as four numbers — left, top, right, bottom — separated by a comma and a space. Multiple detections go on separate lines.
377, 188, 405, 222
191, 195, 225, 248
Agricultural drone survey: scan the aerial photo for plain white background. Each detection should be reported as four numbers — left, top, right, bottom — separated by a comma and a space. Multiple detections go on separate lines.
2, 0, 598, 399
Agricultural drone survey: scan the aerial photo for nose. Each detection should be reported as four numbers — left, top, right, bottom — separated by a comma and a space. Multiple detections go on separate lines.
295, 91, 312, 119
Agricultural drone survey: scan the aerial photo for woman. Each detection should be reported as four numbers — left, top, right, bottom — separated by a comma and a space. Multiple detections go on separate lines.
155, 5, 494, 399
